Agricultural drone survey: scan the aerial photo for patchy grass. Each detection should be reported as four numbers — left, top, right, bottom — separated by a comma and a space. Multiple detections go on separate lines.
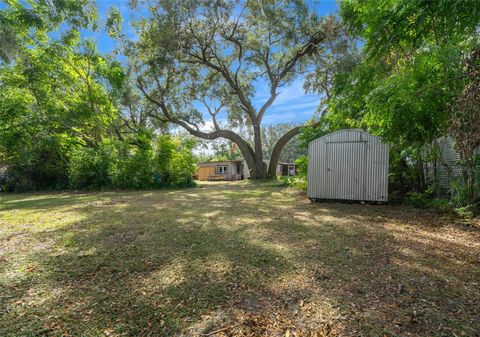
1, 182, 479, 336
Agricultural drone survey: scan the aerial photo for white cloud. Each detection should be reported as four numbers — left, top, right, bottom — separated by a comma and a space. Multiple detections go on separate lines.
269, 100, 319, 113
200, 119, 216, 132
198, 117, 230, 132
262, 109, 315, 124
192, 78, 322, 127
253, 78, 322, 125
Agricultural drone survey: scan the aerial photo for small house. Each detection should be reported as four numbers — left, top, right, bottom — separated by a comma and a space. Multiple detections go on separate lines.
308, 129, 389, 202
196, 160, 245, 181
242, 160, 297, 178
196, 160, 298, 181
277, 162, 297, 176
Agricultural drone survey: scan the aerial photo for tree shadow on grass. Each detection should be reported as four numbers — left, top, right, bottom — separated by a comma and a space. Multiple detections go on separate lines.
0, 194, 94, 212
261, 200, 480, 336
1, 184, 479, 336
2, 191, 292, 336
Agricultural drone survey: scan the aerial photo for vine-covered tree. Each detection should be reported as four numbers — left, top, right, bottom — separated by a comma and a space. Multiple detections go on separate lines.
452, 47, 480, 201
131, 0, 339, 178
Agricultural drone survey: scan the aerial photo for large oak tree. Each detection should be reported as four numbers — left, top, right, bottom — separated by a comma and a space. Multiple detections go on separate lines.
131, 0, 338, 178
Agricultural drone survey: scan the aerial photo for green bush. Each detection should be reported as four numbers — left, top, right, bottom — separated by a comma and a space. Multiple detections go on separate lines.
405, 191, 451, 211
112, 141, 156, 189
295, 155, 308, 176
281, 175, 307, 190
67, 135, 196, 190
281, 155, 308, 191
68, 141, 119, 189
5, 142, 69, 192
154, 135, 196, 188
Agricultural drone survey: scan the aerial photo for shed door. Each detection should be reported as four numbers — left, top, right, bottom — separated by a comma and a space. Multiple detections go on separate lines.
326, 142, 366, 200
197, 166, 215, 181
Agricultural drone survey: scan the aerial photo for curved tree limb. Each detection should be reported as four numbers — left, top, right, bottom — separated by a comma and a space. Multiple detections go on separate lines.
138, 77, 258, 177
267, 121, 321, 177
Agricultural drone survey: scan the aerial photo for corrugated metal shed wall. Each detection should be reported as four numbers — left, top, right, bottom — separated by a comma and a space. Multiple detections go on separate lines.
307, 129, 389, 202
425, 136, 480, 192
430, 136, 462, 191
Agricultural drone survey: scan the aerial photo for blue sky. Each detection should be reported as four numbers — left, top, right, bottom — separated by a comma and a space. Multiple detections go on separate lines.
91, 0, 339, 127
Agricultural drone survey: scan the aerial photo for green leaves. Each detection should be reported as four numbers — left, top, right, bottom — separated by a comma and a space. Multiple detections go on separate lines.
0, 1, 130, 191
0, 0, 97, 63
106, 7, 123, 39
341, 0, 480, 60
318, 0, 479, 147
302, 0, 480, 198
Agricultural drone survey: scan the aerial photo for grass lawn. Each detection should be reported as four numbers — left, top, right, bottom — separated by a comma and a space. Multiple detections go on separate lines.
1, 182, 479, 336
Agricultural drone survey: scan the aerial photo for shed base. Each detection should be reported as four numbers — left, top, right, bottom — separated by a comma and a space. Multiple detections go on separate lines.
309, 197, 387, 205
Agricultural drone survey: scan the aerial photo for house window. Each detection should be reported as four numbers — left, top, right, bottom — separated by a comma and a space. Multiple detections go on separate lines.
217, 165, 228, 174
288, 165, 296, 176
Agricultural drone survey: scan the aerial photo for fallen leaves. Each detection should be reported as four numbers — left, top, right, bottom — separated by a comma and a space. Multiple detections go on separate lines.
1, 183, 479, 336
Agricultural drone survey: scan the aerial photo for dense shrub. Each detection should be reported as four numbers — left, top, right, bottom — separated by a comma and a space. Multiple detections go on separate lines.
68, 141, 119, 189
282, 155, 308, 191
448, 155, 480, 216
158, 136, 196, 188
112, 140, 156, 189
67, 135, 196, 190
4, 141, 69, 192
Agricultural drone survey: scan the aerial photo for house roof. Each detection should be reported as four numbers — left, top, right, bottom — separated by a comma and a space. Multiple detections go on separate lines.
197, 160, 244, 165
198, 160, 297, 166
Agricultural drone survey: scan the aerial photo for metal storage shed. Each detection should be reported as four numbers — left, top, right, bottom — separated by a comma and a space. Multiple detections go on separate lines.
307, 129, 389, 202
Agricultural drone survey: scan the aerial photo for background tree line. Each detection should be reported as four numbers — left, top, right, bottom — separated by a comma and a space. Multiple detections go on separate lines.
1, 0, 479, 213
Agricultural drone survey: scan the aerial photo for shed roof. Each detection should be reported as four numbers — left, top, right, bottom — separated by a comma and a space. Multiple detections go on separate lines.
309, 129, 383, 146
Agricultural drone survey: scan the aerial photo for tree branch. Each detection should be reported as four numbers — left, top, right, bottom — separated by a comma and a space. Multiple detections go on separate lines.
257, 49, 278, 123
267, 121, 321, 177
277, 29, 331, 82
257, 28, 333, 123
138, 76, 258, 175
184, 25, 258, 125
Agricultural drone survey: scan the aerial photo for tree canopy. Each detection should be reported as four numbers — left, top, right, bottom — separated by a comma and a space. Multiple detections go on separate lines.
0, 0, 196, 191
131, 0, 339, 178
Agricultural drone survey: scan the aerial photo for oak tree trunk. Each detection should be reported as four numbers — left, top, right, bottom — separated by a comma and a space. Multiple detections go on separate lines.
267, 125, 303, 178
252, 125, 265, 178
